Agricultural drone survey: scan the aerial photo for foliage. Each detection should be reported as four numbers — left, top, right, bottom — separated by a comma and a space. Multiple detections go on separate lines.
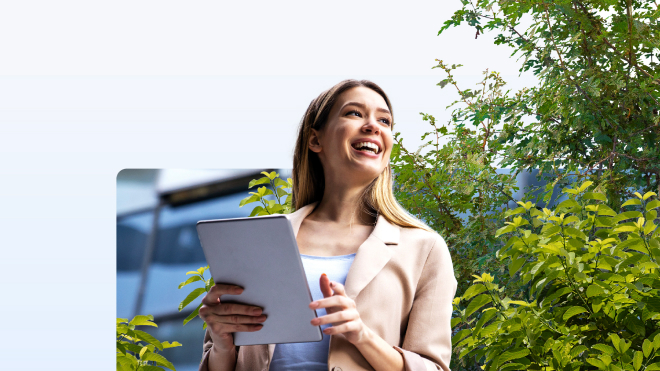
393, 0, 660, 318
178, 266, 215, 329
391, 64, 522, 297
438, 0, 660, 206
178, 172, 293, 330
239, 171, 293, 216
117, 315, 182, 371
452, 182, 660, 370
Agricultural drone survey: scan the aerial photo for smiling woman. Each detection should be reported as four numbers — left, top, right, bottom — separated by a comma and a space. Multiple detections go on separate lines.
197, 80, 458, 371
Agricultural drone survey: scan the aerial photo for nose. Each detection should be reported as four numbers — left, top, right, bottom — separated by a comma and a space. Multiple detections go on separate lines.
362, 117, 380, 134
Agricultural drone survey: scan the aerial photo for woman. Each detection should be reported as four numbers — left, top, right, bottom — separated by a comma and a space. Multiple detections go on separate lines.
198, 80, 457, 371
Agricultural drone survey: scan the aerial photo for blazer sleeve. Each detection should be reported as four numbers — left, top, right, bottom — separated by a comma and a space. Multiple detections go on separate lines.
199, 329, 214, 371
198, 329, 240, 371
394, 234, 457, 371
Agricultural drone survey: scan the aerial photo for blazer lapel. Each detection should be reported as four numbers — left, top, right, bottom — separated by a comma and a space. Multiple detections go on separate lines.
344, 213, 400, 300
264, 203, 400, 367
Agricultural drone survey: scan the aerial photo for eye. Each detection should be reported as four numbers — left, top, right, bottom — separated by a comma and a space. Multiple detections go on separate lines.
346, 110, 362, 117
380, 118, 391, 126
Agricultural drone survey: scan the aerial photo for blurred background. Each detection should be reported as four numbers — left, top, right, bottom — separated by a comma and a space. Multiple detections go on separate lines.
117, 168, 291, 371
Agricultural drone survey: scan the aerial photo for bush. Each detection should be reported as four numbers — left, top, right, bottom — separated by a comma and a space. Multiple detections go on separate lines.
116, 315, 182, 371
452, 182, 660, 370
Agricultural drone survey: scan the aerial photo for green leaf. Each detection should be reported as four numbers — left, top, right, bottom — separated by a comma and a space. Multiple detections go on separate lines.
578, 181, 593, 193
583, 192, 607, 202
593, 343, 615, 355
622, 199, 642, 207
643, 191, 657, 201
132, 329, 163, 351
570, 345, 588, 358
129, 315, 157, 328
563, 306, 587, 321
610, 333, 621, 352
508, 255, 526, 277
178, 275, 203, 289
647, 200, 660, 211
276, 187, 288, 198
647, 363, 660, 371
116, 342, 127, 355
586, 284, 605, 297
141, 352, 176, 371
248, 177, 270, 188
178, 287, 206, 312
556, 199, 580, 210
643, 338, 653, 358
465, 294, 492, 317
273, 178, 289, 188
162, 341, 183, 349
239, 194, 261, 207
117, 354, 138, 370
494, 348, 530, 369
183, 303, 202, 326
495, 224, 516, 237
249, 206, 265, 217
634, 350, 643, 371
462, 284, 487, 301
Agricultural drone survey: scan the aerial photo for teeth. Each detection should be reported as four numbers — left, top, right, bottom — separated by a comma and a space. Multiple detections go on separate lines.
352, 141, 380, 154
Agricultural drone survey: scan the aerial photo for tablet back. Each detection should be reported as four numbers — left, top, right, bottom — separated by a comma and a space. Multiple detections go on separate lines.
196, 215, 322, 346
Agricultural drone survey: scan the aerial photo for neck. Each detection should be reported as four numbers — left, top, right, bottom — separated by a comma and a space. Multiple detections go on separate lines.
309, 175, 377, 226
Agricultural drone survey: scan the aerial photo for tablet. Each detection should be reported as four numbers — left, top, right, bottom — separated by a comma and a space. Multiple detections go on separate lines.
196, 214, 323, 346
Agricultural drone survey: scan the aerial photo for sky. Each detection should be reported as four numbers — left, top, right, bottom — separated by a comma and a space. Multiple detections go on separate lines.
0, 1, 537, 369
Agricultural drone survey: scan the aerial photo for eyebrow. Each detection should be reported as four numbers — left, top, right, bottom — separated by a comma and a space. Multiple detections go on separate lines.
342, 101, 391, 116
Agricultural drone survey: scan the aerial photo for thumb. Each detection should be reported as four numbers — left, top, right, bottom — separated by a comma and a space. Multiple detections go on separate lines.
320, 273, 333, 298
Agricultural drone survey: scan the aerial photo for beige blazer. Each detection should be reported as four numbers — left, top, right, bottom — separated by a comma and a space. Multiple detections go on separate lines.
199, 202, 457, 371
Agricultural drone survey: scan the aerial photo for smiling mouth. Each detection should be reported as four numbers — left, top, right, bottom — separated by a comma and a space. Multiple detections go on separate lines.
351, 141, 381, 155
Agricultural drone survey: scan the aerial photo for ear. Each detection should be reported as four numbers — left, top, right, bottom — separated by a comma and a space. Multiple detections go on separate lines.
308, 128, 323, 154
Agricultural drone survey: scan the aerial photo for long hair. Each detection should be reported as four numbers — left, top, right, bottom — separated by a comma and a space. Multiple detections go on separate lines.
292, 79, 433, 232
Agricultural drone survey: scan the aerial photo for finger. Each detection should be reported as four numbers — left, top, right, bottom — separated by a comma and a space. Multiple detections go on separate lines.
199, 302, 262, 320
213, 314, 267, 325
201, 284, 244, 305
208, 321, 264, 334
322, 321, 361, 335
311, 309, 357, 326
214, 303, 263, 316
329, 281, 346, 296
309, 295, 354, 310
319, 273, 332, 298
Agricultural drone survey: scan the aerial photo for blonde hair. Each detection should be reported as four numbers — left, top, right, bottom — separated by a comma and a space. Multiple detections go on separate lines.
292, 79, 434, 233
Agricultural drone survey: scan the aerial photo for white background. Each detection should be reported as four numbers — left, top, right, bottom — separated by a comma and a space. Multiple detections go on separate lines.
0, 1, 535, 369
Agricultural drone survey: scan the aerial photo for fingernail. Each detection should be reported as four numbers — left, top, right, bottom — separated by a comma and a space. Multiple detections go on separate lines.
323, 328, 331, 334
234, 287, 243, 294
321, 273, 327, 277
309, 301, 318, 308
330, 282, 335, 288
252, 307, 262, 315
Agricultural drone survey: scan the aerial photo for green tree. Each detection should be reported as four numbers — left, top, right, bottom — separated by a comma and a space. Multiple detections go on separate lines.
392, 0, 660, 303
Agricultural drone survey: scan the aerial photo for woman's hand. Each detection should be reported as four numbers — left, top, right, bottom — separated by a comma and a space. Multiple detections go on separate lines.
309, 274, 369, 345
199, 283, 267, 353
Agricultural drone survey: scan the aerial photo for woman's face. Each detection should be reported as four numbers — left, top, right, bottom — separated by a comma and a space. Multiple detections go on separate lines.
309, 86, 393, 184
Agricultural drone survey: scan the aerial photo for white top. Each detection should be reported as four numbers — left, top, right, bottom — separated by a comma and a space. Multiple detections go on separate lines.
269, 253, 356, 371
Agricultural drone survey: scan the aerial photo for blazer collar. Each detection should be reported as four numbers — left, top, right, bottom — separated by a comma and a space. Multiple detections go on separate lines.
285, 201, 400, 299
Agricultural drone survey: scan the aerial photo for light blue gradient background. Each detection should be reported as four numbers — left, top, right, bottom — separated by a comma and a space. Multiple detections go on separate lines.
0, 2, 537, 370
